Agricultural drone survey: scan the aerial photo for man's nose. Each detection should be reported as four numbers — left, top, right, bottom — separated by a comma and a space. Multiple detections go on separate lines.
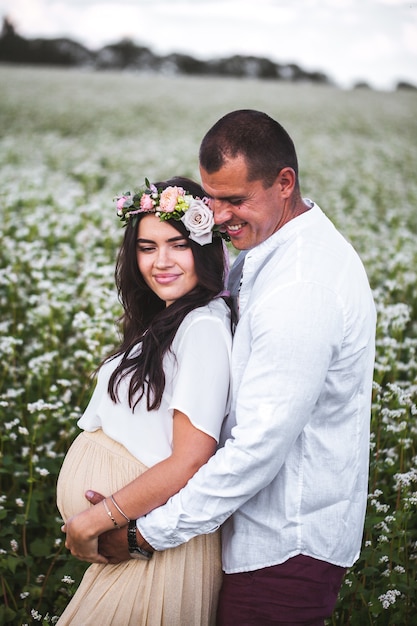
211, 198, 233, 225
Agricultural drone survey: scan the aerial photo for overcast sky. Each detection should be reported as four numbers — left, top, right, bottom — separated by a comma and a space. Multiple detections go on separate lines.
1, 0, 416, 89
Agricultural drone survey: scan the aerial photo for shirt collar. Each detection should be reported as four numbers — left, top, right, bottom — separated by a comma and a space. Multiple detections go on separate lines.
243, 199, 318, 270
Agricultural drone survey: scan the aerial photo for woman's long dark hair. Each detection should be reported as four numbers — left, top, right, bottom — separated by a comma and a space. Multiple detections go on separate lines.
107, 177, 230, 411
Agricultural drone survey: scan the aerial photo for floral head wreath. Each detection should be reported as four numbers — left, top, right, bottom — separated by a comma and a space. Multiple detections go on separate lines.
115, 179, 228, 246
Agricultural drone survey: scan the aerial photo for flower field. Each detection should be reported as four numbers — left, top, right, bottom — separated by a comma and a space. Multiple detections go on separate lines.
0, 65, 416, 625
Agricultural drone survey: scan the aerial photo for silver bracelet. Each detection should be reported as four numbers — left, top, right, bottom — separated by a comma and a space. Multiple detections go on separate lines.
103, 499, 121, 529
110, 494, 130, 523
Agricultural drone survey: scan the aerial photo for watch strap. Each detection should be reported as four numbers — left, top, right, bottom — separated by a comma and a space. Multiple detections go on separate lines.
127, 519, 153, 560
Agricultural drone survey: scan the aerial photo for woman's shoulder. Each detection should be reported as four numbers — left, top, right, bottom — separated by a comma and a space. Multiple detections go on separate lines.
176, 298, 232, 341
187, 297, 231, 325
173, 299, 232, 363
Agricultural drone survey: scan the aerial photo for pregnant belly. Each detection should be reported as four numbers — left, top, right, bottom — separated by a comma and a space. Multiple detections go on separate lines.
56, 430, 147, 522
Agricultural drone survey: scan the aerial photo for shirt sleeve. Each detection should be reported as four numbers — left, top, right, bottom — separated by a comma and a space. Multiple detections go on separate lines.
138, 282, 344, 550
169, 313, 232, 441
77, 360, 113, 430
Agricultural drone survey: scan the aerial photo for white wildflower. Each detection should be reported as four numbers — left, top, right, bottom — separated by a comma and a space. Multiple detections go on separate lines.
35, 467, 50, 477
31, 609, 43, 621
378, 588, 401, 609
61, 575, 75, 584
394, 468, 417, 489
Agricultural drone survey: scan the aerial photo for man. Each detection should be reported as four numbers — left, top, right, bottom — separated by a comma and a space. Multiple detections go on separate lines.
90, 110, 376, 624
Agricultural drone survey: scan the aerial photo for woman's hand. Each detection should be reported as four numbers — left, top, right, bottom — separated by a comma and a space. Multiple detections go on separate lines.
84, 490, 132, 564
61, 506, 110, 564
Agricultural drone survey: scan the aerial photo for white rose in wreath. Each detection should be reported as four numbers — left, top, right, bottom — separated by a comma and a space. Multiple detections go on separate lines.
181, 199, 214, 245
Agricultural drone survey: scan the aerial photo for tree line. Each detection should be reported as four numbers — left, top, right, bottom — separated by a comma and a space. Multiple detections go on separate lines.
1, 17, 415, 90
0, 17, 332, 84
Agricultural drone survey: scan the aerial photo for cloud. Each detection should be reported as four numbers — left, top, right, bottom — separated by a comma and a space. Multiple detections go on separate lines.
353, 33, 397, 62
403, 17, 417, 54
1, 0, 416, 88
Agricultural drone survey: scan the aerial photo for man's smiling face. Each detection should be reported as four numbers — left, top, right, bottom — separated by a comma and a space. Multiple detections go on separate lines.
200, 155, 286, 250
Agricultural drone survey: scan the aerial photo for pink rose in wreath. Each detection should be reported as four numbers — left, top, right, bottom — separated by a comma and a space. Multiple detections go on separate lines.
159, 186, 184, 213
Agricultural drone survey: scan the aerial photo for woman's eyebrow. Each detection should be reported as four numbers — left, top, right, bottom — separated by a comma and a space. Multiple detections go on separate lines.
136, 236, 187, 243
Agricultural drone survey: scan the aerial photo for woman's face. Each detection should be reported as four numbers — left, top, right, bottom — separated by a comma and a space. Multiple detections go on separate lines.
136, 214, 198, 306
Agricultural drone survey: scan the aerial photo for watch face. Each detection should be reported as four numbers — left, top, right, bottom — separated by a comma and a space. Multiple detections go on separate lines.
129, 549, 149, 560
127, 523, 152, 560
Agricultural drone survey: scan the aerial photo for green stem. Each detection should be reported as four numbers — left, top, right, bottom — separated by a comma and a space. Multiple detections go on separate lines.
1, 573, 18, 612
36, 542, 65, 611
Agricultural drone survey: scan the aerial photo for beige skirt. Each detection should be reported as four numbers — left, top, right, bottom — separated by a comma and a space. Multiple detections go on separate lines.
56, 430, 222, 626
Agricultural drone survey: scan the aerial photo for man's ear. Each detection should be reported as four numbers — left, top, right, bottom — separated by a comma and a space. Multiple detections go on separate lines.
277, 167, 297, 197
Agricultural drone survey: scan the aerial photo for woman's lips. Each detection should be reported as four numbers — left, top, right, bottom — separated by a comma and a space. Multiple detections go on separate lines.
153, 274, 181, 284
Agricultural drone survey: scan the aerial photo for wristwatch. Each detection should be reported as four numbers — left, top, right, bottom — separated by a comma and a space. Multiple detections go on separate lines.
127, 519, 153, 560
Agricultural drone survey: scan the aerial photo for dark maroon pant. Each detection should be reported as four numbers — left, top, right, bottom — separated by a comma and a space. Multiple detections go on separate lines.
216, 555, 346, 626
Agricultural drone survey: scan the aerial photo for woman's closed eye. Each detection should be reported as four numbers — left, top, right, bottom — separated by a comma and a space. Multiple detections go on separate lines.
172, 242, 190, 250
137, 241, 189, 254
137, 244, 156, 253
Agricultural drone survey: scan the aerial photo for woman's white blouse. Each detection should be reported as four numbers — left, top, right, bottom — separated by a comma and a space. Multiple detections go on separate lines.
77, 299, 232, 467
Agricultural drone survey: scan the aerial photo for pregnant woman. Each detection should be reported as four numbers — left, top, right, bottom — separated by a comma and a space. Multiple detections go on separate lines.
56, 177, 232, 625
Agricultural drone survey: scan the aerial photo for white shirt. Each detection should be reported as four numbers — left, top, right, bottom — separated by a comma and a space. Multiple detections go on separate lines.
78, 299, 232, 467
138, 203, 376, 572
